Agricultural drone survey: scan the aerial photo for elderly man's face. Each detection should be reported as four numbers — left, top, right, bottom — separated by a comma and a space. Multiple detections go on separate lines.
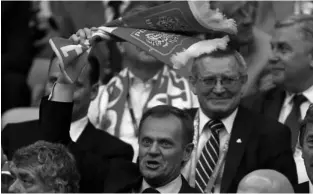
269, 25, 313, 92
138, 115, 191, 187
8, 164, 53, 193
302, 123, 313, 183
191, 55, 247, 119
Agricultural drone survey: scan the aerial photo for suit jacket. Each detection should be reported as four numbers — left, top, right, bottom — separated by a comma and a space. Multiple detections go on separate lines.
294, 181, 310, 193
184, 106, 298, 193
2, 99, 134, 192
241, 87, 286, 120
118, 175, 200, 193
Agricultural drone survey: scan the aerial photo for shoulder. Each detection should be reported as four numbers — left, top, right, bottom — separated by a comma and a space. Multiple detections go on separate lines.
294, 181, 310, 193
3, 120, 38, 134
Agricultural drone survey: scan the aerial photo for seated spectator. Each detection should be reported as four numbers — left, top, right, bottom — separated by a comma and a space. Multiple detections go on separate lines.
88, 2, 198, 161
8, 140, 80, 193
237, 169, 294, 193
295, 104, 313, 192
1, 41, 134, 192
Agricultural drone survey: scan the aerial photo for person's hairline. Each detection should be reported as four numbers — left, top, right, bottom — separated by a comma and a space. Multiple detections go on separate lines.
191, 51, 247, 77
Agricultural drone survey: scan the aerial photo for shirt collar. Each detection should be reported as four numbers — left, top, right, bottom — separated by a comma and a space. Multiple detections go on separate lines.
140, 175, 182, 193
284, 84, 313, 106
70, 116, 88, 142
128, 70, 160, 86
310, 181, 313, 193
199, 108, 238, 134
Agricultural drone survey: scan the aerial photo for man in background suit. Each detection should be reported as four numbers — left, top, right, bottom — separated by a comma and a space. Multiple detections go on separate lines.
1, 43, 134, 192
179, 47, 297, 193
242, 14, 313, 184
295, 104, 313, 193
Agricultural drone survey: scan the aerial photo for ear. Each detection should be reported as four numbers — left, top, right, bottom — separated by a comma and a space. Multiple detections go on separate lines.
90, 82, 99, 101
183, 143, 194, 162
189, 76, 198, 95
116, 42, 125, 54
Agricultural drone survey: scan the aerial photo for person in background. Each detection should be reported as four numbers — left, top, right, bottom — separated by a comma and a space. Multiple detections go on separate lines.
1, 1, 34, 113
8, 140, 80, 193
242, 14, 313, 185
88, 1, 198, 162
295, 104, 313, 192
2, 41, 134, 192
237, 169, 294, 193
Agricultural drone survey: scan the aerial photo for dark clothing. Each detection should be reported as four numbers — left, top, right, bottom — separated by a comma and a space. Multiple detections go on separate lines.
294, 181, 310, 193
2, 99, 134, 193
119, 175, 200, 193
185, 106, 298, 193
1, 1, 33, 113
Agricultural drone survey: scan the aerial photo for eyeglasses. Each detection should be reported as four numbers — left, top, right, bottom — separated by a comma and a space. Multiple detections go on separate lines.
197, 75, 243, 89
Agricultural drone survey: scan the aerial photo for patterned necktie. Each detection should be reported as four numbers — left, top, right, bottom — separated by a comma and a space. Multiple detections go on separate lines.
195, 120, 223, 193
285, 94, 307, 151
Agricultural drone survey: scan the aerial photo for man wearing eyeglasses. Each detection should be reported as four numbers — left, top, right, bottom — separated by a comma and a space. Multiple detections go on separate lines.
180, 47, 297, 193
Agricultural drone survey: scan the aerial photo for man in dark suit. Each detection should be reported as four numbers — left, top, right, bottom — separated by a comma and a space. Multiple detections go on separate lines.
178, 47, 297, 193
295, 104, 313, 193
38, 52, 199, 192
242, 14, 313, 184
1, 43, 134, 192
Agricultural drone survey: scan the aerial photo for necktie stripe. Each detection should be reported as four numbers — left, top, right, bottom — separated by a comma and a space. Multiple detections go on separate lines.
196, 119, 224, 193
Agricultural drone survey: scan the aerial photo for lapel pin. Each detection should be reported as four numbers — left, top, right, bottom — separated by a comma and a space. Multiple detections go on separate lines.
236, 138, 242, 143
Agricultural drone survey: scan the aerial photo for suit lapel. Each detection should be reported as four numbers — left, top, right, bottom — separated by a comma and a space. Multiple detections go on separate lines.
220, 106, 253, 193
75, 121, 95, 151
262, 88, 285, 120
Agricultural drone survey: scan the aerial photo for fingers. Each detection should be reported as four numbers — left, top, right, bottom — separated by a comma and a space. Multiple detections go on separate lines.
69, 28, 93, 44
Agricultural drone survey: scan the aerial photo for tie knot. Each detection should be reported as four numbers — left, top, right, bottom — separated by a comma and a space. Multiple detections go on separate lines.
207, 119, 223, 133
293, 94, 307, 107
142, 188, 160, 193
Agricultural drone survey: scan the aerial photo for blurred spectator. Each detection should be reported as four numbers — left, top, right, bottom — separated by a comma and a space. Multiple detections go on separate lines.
7, 141, 80, 193
211, 1, 274, 97
242, 14, 313, 184
88, 1, 198, 162
237, 169, 294, 193
296, 104, 313, 192
1, 1, 34, 113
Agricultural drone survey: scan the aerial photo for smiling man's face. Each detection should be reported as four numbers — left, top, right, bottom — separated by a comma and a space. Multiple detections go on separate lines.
138, 115, 187, 187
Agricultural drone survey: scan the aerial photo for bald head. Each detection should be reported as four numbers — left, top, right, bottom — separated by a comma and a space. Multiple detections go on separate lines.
237, 170, 294, 193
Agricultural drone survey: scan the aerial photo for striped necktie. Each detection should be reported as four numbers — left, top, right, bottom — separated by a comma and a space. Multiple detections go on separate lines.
195, 120, 223, 193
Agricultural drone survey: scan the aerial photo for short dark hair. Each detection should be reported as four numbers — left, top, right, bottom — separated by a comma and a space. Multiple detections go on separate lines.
11, 141, 80, 193
138, 105, 194, 146
299, 104, 313, 147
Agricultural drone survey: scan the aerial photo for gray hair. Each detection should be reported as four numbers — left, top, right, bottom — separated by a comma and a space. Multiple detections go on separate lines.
275, 14, 313, 43
191, 48, 247, 77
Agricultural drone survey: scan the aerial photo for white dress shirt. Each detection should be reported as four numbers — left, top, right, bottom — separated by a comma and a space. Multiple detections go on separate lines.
70, 116, 89, 142
310, 181, 313, 193
139, 175, 182, 193
182, 108, 238, 193
278, 84, 313, 183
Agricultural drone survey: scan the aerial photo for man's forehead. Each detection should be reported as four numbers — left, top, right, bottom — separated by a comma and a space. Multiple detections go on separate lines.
272, 25, 305, 44
196, 55, 239, 74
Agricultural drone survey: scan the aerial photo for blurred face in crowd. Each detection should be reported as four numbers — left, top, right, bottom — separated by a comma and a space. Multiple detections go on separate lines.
8, 163, 54, 193
138, 115, 192, 187
118, 41, 164, 69
269, 25, 313, 93
45, 55, 98, 121
302, 122, 313, 183
191, 54, 247, 119
214, 1, 256, 45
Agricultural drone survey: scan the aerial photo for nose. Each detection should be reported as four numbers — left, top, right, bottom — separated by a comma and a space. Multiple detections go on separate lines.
212, 79, 226, 94
148, 142, 161, 156
269, 51, 280, 65
8, 180, 22, 193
